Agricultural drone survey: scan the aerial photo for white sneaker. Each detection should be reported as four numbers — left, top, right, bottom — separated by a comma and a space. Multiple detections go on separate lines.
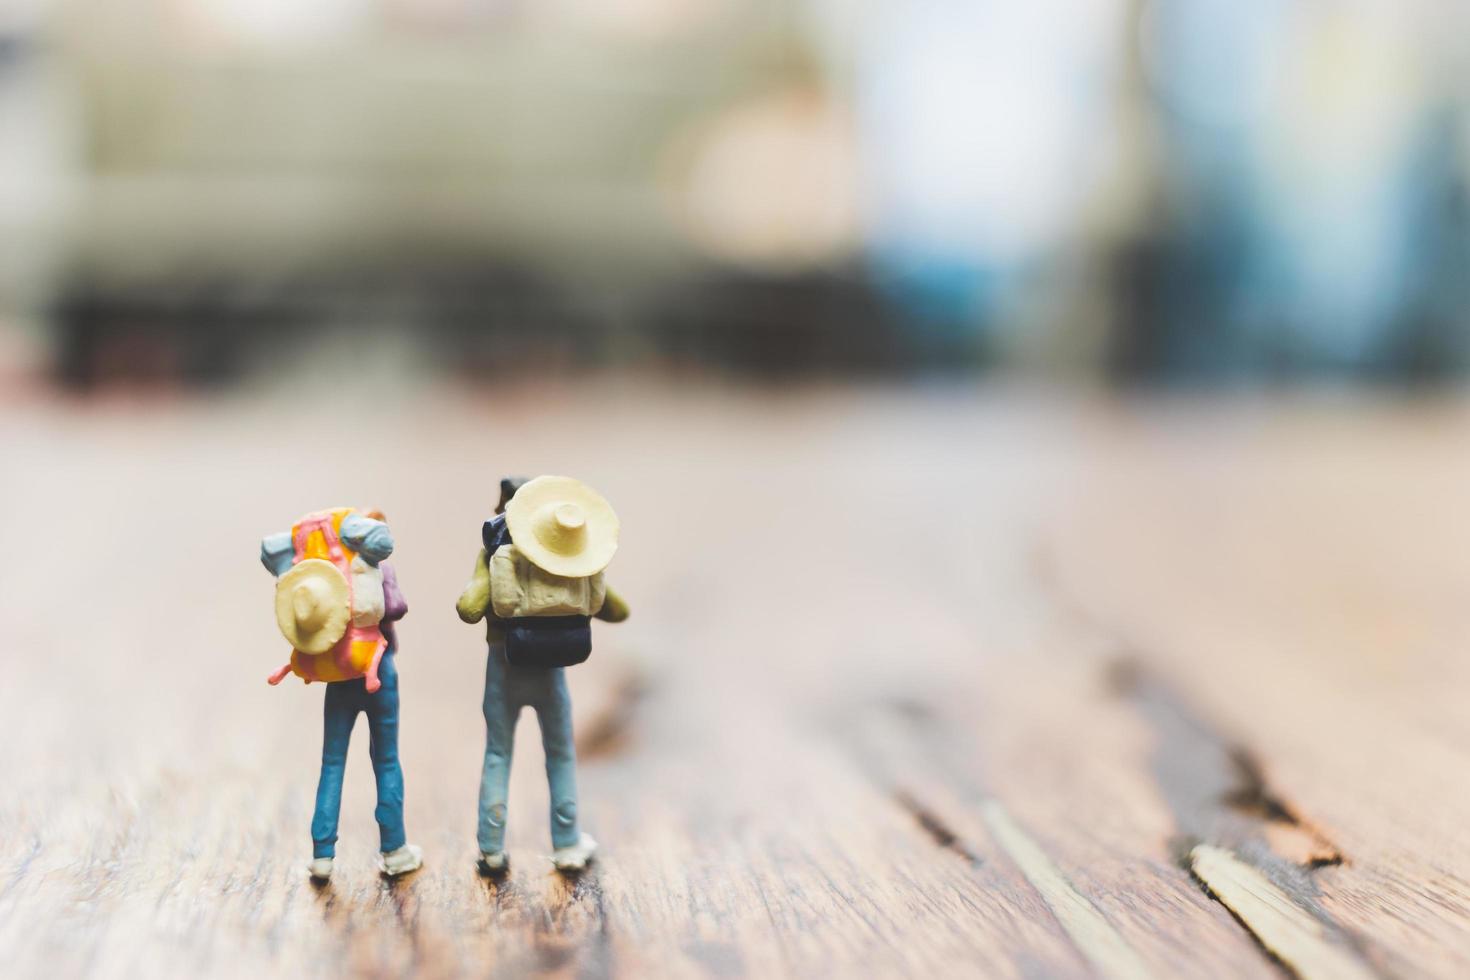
308, 857, 334, 881
380, 844, 423, 877
552, 833, 598, 872
479, 850, 508, 874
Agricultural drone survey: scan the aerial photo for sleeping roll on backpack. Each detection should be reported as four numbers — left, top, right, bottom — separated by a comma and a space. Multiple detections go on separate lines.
485, 476, 620, 668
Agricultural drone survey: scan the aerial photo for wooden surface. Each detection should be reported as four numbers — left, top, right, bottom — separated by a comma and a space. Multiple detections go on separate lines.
2, 381, 1469, 978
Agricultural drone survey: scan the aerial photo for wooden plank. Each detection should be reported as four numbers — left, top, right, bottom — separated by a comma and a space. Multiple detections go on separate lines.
1045, 398, 1470, 979
0, 386, 1466, 976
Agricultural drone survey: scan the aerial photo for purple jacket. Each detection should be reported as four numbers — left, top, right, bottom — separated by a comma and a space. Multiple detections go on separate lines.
381, 562, 408, 652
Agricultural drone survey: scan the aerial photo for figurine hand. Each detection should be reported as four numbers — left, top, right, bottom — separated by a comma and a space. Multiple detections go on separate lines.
365, 676, 381, 694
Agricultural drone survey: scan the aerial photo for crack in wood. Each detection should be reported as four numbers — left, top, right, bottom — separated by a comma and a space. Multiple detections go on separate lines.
847, 700, 1158, 976
577, 669, 652, 762
1101, 655, 1395, 979
1032, 550, 1388, 977
1188, 845, 1381, 980
1038, 548, 1349, 878
892, 791, 982, 867
1107, 655, 1347, 878
1222, 749, 1344, 869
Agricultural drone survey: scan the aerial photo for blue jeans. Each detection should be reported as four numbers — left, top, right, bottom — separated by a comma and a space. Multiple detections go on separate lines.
312, 652, 406, 859
478, 642, 581, 853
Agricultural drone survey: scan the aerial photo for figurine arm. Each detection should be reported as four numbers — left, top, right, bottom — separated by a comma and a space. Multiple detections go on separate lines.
456, 548, 492, 624
595, 586, 630, 623
260, 531, 294, 576
339, 513, 394, 564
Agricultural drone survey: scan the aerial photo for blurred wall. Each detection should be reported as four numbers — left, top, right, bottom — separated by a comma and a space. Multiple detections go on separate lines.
0, 0, 1467, 386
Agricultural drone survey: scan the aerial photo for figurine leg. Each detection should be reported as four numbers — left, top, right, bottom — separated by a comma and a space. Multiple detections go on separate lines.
364, 654, 406, 855
533, 670, 582, 851
311, 681, 359, 859
478, 647, 519, 856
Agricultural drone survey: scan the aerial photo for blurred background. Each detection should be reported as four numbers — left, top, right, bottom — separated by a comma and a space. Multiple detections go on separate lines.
1, 0, 1468, 391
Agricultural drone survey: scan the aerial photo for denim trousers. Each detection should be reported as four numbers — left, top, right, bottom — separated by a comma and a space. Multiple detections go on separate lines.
478, 641, 581, 853
311, 652, 406, 859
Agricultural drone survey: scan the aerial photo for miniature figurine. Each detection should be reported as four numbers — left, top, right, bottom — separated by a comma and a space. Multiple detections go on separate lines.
457, 476, 630, 873
262, 507, 422, 881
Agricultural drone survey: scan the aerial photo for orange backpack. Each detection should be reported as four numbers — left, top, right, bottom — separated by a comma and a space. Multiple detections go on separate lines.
267, 508, 388, 692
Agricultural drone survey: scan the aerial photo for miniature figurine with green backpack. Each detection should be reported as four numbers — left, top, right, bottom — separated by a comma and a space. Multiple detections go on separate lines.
457, 476, 629, 872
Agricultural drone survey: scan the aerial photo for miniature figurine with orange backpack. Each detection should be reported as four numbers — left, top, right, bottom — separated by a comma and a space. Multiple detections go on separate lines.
262, 507, 422, 881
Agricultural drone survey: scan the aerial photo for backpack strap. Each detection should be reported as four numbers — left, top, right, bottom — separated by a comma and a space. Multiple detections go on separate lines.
482, 514, 512, 557
290, 510, 358, 619
362, 631, 386, 693
293, 512, 347, 566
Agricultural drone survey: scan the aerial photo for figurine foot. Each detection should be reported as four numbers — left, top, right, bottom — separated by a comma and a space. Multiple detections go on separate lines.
380, 844, 423, 877
308, 857, 334, 881
478, 850, 509, 875
552, 834, 598, 872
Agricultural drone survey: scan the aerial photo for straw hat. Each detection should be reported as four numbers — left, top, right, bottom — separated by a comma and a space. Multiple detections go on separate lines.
504, 475, 620, 577
275, 558, 351, 654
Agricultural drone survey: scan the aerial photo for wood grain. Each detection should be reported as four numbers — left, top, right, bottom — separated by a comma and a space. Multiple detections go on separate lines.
0, 381, 1467, 977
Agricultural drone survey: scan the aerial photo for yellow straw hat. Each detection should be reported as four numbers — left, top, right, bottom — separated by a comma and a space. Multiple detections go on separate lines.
274, 558, 351, 654
504, 475, 620, 578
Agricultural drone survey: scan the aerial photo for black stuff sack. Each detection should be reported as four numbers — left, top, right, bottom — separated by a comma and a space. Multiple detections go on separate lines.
504, 615, 592, 669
